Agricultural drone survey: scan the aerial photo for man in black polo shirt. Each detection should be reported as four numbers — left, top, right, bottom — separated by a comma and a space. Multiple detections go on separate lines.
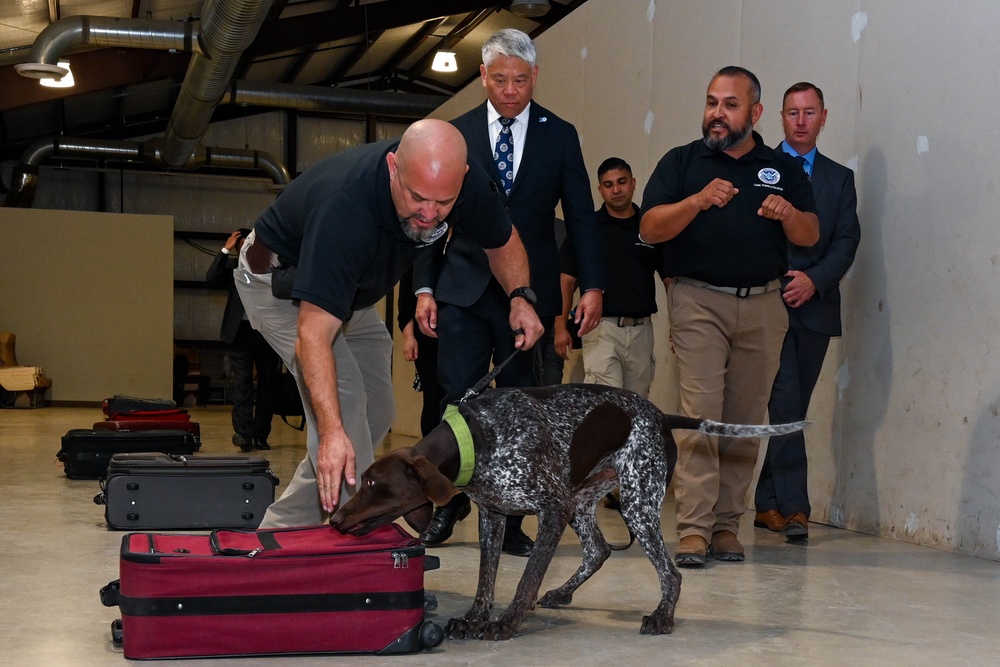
557, 157, 667, 398
235, 119, 543, 528
640, 66, 819, 567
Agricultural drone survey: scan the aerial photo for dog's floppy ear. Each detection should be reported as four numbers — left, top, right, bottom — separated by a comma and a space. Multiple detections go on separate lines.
402, 502, 434, 533
407, 454, 461, 506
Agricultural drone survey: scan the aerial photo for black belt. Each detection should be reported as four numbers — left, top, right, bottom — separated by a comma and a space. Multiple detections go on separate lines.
603, 316, 650, 327
673, 276, 781, 299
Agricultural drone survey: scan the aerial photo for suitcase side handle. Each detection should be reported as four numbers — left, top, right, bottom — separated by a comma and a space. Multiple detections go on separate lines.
100, 579, 120, 607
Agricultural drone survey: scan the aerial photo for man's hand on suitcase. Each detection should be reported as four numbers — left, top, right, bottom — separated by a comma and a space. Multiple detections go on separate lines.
317, 431, 356, 513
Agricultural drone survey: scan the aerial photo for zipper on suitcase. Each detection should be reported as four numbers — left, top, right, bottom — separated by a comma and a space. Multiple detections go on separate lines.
392, 552, 409, 569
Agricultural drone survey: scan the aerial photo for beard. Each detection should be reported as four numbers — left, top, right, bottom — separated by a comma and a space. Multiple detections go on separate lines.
400, 217, 447, 245
702, 115, 754, 152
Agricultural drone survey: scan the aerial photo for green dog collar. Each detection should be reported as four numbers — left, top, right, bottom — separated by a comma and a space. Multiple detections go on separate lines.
442, 404, 475, 487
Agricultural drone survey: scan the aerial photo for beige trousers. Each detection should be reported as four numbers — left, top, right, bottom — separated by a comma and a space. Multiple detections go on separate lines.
668, 280, 788, 540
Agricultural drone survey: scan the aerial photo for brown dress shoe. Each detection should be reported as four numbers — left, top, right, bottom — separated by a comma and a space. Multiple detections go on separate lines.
711, 530, 745, 562
754, 509, 787, 532
675, 534, 710, 567
781, 512, 809, 540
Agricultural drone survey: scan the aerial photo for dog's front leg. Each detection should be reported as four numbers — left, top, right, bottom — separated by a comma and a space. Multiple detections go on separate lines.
445, 506, 505, 640
481, 509, 569, 640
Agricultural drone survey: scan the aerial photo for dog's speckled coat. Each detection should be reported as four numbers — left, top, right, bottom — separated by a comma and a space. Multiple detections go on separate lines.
330, 384, 806, 640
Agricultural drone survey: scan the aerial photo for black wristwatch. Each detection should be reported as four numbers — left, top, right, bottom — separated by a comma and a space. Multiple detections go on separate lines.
509, 286, 538, 305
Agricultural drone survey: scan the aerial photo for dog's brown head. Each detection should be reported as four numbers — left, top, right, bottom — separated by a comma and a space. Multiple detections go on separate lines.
329, 446, 462, 536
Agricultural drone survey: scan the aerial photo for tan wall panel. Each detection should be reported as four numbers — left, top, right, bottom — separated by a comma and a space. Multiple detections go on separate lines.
0, 208, 173, 402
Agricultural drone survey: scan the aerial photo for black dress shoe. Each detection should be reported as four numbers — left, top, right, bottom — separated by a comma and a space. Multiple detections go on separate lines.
502, 523, 534, 557
253, 439, 271, 451
421, 494, 471, 545
232, 434, 254, 452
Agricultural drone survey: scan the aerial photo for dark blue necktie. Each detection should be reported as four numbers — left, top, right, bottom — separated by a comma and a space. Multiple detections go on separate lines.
795, 155, 810, 181
493, 117, 515, 196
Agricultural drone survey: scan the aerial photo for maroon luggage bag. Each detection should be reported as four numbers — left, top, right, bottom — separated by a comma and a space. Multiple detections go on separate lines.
101, 524, 443, 659
109, 408, 191, 422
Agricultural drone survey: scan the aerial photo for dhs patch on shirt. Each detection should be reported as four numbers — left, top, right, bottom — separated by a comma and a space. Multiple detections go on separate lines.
754, 167, 784, 191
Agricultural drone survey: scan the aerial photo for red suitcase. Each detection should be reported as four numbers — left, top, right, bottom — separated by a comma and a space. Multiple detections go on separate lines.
92, 419, 201, 444
109, 408, 192, 422
101, 524, 443, 659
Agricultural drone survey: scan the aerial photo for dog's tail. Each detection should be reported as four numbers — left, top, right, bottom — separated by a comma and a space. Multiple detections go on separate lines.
666, 415, 808, 438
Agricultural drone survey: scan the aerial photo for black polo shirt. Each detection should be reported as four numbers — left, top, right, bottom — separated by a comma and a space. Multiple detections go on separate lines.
254, 139, 512, 322
641, 131, 816, 288
560, 203, 666, 318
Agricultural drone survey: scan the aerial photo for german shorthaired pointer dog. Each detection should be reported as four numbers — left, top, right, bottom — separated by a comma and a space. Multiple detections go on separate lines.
330, 384, 805, 640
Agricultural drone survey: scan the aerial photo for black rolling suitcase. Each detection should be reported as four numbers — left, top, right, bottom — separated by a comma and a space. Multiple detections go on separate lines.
56, 429, 199, 479
94, 452, 279, 530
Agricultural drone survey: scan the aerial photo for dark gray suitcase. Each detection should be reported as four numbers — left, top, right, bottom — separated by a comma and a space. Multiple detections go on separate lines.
94, 452, 279, 530
57, 429, 200, 479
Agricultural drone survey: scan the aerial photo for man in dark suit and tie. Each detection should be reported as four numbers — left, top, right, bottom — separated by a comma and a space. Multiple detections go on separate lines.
416, 28, 605, 556
206, 229, 280, 451
754, 82, 861, 540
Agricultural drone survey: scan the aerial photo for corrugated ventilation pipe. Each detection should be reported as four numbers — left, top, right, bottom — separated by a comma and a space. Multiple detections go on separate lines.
6, 1, 446, 208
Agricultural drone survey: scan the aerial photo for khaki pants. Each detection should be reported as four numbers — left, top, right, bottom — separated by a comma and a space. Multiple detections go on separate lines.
668, 280, 788, 540
581, 319, 655, 397
235, 233, 394, 528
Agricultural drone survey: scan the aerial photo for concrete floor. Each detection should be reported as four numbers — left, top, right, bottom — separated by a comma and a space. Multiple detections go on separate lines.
2, 405, 999, 666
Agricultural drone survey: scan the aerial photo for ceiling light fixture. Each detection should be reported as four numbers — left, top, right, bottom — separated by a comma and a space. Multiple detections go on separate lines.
432, 51, 458, 73
39, 60, 75, 88
510, 0, 551, 18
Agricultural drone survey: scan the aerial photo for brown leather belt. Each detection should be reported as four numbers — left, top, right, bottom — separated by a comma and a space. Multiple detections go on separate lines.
246, 236, 274, 274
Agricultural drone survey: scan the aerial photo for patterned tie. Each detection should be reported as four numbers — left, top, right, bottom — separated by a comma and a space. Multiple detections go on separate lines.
493, 117, 515, 196
795, 155, 810, 181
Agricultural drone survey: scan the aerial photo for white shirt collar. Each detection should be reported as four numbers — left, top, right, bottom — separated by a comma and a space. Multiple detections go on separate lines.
486, 100, 532, 127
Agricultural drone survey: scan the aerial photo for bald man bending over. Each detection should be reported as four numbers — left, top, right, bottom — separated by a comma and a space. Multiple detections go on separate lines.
236, 119, 543, 528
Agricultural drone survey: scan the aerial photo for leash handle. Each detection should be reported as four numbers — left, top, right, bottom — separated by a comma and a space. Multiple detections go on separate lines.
459, 329, 525, 402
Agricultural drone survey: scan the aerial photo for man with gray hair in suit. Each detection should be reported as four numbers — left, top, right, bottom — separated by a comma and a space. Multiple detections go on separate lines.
416, 28, 605, 556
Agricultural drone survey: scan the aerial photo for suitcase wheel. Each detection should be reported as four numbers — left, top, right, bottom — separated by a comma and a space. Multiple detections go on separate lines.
111, 619, 123, 645
419, 621, 444, 650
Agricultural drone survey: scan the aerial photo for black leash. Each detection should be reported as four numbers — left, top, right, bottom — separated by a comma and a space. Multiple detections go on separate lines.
459, 328, 525, 403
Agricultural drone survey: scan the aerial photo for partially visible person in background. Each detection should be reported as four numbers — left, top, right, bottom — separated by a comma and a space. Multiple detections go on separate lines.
556, 157, 667, 399
206, 228, 278, 451
754, 82, 861, 541
397, 268, 444, 437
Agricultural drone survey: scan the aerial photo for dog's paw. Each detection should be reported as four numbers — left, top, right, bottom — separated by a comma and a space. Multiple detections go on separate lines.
639, 611, 674, 635
478, 620, 518, 641
444, 617, 473, 639
444, 617, 517, 641
538, 588, 573, 608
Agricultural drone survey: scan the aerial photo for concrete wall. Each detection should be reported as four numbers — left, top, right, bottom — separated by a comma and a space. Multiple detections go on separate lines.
433, 0, 1000, 560
0, 208, 174, 402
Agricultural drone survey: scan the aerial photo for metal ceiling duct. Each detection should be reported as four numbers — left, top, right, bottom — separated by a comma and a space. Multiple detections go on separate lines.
3, 135, 291, 208
14, 16, 202, 81
5, 0, 444, 208
226, 81, 445, 117
158, 0, 272, 168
